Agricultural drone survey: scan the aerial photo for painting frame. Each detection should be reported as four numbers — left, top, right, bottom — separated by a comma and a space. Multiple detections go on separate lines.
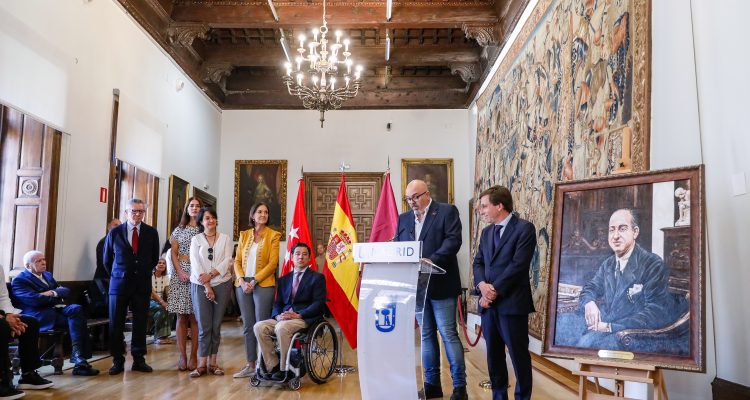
472, 0, 652, 338
401, 158, 454, 212
193, 187, 217, 214
167, 175, 190, 237
542, 165, 705, 371
234, 160, 288, 241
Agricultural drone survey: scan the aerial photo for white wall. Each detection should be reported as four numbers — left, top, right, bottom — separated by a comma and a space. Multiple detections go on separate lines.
0, 0, 222, 280
218, 109, 471, 282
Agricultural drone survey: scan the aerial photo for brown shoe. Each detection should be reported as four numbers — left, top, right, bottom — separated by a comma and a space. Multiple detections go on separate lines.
189, 367, 207, 378
208, 365, 225, 376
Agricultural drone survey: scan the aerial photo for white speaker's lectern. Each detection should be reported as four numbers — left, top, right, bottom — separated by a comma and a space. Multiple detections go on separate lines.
354, 241, 445, 400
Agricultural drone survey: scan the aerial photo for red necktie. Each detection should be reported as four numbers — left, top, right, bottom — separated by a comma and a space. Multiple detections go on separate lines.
132, 227, 139, 254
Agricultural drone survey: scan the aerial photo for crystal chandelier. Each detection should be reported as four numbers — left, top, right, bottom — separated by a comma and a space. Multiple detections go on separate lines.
282, 0, 363, 128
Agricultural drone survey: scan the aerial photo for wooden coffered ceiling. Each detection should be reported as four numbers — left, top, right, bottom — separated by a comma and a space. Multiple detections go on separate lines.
118, 0, 529, 109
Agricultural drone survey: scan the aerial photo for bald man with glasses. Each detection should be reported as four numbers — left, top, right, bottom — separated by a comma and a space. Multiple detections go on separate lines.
395, 179, 466, 400
103, 199, 160, 375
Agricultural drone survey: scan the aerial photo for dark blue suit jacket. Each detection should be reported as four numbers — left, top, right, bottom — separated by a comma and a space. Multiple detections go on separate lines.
272, 268, 327, 326
11, 270, 70, 331
472, 214, 537, 315
103, 222, 160, 296
395, 201, 462, 299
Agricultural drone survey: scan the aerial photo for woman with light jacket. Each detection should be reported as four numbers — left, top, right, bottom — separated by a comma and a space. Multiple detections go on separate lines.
231, 202, 280, 378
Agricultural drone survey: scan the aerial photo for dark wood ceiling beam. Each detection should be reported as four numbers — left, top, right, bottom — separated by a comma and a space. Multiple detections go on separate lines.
171, 4, 498, 29
223, 88, 469, 109
227, 74, 466, 91
202, 45, 480, 67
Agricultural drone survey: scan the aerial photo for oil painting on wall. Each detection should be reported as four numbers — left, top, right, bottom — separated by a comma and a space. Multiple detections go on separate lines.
234, 160, 288, 241
471, 0, 651, 338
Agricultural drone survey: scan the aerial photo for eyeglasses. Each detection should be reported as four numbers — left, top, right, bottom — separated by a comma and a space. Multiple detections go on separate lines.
403, 191, 428, 203
208, 247, 214, 261
129, 209, 146, 215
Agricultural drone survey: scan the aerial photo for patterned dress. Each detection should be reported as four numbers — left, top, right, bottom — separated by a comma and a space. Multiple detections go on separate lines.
167, 225, 199, 314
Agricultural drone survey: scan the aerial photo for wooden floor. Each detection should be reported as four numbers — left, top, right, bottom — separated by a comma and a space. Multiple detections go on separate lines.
33, 320, 576, 399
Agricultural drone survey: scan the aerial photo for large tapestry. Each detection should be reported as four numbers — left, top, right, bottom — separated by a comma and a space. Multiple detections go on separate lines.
472, 0, 651, 338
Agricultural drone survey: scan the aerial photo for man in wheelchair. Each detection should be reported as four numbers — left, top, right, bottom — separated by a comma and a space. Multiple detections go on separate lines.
253, 243, 326, 382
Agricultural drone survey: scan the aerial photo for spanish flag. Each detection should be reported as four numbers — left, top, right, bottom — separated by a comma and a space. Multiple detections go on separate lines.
324, 175, 359, 349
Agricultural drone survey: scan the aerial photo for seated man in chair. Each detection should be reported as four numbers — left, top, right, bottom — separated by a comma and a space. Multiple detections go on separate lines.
11, 251, 99, 376
253, 243, 326, 381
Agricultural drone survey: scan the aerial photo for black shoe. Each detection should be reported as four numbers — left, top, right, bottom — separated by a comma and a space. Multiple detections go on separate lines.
270, 370, 288, 381
450, 386, 468, 400
131, 361, 153, 373
261, 365, 279, 380
418, 382, 443, 399
108, 362, 124, 375
0, 385, 25, 399
72, 364, 100, 376
16, 371, 53, 390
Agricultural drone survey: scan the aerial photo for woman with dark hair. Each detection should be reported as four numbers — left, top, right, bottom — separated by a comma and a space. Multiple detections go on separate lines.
167, 197, 202, 371
231, 202, 280, 378
150, 257, 172, 344
189, 207, 233, 378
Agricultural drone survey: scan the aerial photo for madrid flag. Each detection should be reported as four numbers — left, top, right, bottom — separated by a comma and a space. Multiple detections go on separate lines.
369, 169, 399, 242
324, 175, 359, 349
281, 178, 317, 276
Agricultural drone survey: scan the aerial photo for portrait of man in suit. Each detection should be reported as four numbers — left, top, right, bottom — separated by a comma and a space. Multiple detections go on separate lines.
395, 179, 466, 400
576, 208, 675, 350
473, 185, 536, 400
103, 198, 160, 375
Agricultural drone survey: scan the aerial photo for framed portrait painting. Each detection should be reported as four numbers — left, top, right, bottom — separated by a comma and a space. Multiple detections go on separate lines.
167, 175, 190, 236
401, 158, 454, 212
233, 160, 288, 241
543, 166, 705, 371
193, 187, 217, 214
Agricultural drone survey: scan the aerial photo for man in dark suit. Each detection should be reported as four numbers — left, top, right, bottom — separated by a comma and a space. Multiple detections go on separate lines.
473, 185, 536, 400
12, 251, 99, 376
577, 208, 673, 350
253, 243, 326, 381
395, 179, 466, 400
103, 198, 160, 375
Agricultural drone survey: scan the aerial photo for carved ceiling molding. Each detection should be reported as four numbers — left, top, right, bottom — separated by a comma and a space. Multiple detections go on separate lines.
174, 0, 494, 7
202, 62, 234, 85
461, 23, 498, 47
167, 22, 210, 48
449, 62, 479, 83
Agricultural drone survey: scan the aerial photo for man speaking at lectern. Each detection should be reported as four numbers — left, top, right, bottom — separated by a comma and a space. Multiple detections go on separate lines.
395, 179, 466, 400
473, 185, 536, 400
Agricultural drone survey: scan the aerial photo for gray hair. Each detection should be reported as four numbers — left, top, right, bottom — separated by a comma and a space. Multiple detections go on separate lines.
127, 198, 145, 209
23, 250, 44, 269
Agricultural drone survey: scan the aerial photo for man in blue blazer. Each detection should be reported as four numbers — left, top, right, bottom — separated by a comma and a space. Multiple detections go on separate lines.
12, 251, 99, 376
473, 186, 537, 400
395, 179, 466, 400
103, 199, 160, 375
254, 243, 326, 381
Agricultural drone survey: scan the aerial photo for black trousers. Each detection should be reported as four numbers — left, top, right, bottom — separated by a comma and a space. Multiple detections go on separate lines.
0, 315, 41, 378
109, 292, 149, 363
481, 309, 532, 400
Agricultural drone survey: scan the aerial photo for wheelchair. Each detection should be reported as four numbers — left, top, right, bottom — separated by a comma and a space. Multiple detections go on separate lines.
250, 318, 339, 390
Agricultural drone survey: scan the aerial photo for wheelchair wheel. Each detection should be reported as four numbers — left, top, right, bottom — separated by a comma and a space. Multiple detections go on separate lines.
288, 377, 301, 391
249, 375, 261, 387
305, 320, 339, 384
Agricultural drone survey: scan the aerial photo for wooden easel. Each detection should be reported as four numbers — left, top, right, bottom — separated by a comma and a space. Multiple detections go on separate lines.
574, 358, 669, 400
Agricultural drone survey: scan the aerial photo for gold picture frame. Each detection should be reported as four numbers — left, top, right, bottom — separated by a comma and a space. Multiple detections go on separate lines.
401, 158, 454, 212
233, 160, 288, 241
167, 175, 190, 237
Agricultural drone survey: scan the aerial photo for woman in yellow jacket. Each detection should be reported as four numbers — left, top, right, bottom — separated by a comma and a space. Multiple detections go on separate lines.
232, 202, 280, 378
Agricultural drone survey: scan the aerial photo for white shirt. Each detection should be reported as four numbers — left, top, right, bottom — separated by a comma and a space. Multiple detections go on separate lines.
615, 245, 636, 273
494, 213, 513, 240
244, 242, 259, 278
414, 199, 433, 239
189, 232, 234, 286
0, 267, 21, 314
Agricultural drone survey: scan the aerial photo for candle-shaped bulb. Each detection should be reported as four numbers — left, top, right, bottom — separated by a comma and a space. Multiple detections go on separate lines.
296, 73, 303, 86
344, 38, 350, 52
331, 77, 336, 90
312, 75, 319, 86
285, 62, 292, 75
298, 34, 306, 47
313, 28, 319, 42
336, 30, 342, 44
295, 57, 302, 71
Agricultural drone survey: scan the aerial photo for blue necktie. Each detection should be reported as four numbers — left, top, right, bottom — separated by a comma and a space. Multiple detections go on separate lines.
493, 224, 504, 252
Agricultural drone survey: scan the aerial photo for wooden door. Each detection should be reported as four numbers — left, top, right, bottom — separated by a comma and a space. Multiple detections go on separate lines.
0, 104, 62, 274
304, 172, 383, 248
